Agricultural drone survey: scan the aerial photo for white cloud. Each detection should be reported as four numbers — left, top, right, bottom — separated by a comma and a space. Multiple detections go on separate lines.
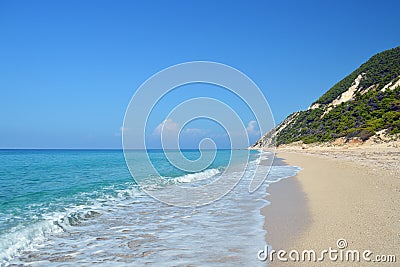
154, 119, 207, 137
153, 118, 180, 136
183, 128, 206, 135
246, 120, 260, 136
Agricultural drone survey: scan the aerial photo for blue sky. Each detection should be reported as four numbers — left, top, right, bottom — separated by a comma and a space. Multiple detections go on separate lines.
1, 0, 400, 148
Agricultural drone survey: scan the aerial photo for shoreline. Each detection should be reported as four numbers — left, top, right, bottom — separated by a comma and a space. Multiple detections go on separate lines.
261, 161, 310, 252
262, 148, 399, 266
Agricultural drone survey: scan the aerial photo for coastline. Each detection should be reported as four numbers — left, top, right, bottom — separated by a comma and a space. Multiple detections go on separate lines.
262, 147, 399, 266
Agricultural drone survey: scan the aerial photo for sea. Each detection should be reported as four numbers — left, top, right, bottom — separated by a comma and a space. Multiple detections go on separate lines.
0, 149, 300, 266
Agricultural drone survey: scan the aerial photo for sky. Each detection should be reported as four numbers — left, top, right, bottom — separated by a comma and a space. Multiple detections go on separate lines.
1, 0, 400, 149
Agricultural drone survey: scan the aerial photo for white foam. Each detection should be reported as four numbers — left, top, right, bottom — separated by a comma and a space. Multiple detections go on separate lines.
3, 153, 301, 266
0, 220, 62, 265
0, 183, 143, 265
172, 168, 221, 183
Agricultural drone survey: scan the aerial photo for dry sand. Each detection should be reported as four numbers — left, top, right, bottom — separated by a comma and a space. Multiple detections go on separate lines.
262, 147, 399, 266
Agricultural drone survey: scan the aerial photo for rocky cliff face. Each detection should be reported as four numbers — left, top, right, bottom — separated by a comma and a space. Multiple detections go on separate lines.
252, 46, 400, 148
251, 112, 299, 148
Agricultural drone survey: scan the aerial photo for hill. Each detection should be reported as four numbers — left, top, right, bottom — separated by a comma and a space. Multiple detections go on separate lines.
252, 46, 400, 148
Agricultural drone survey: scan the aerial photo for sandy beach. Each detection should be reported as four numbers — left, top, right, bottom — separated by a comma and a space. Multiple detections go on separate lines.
263, 146, 399, 266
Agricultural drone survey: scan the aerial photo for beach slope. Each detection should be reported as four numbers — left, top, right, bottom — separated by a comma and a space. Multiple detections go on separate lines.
263, 149, 399, 266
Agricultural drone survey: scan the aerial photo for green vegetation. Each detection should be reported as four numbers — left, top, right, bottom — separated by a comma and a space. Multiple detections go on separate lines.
314, 46, 400, 105
276, 86, 400, 145
254, 46, 400, 147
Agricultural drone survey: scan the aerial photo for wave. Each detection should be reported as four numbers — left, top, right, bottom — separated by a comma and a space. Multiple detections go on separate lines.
0, 167, 224, 264
171, 168, 221, 183
0, 183, 142, 265
0, 151, 295, 265
0, 165, 223, 265
0, 219, 61, 265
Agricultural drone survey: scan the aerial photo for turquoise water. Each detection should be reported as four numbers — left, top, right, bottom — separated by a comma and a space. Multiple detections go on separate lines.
0, 149, 300, 266
0, 150, 131, 233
